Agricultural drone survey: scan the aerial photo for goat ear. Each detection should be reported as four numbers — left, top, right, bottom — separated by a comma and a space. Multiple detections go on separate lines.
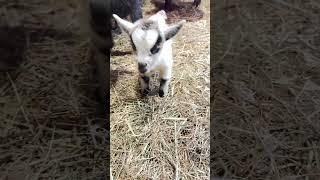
164, 20, 186, 41
112, 14, 134, 34
157, 10, 167, 19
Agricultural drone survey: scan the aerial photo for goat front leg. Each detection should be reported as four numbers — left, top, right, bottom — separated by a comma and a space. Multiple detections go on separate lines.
159, 67, 171, 97
139, 73, 150, 95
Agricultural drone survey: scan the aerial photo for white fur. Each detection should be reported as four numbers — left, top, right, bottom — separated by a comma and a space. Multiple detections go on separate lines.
113, 10, 185, 97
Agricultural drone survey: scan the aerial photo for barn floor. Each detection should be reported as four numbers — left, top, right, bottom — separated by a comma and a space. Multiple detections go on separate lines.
110, 0, 210, 179
212, 0, 320, 179
2, 0, 319, 179
0, 0, 109, 179
0, 0, 209, 179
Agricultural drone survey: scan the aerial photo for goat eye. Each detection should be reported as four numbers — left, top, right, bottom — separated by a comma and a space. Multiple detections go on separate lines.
150, 47, 160, 55
150, 35, 162, 55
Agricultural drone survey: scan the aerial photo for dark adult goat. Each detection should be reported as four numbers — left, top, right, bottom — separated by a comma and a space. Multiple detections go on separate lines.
165, 0, 201, 9
81, 0, 143, 114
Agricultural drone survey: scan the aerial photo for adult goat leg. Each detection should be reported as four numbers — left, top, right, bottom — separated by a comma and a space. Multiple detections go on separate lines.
89, 0, 113, 114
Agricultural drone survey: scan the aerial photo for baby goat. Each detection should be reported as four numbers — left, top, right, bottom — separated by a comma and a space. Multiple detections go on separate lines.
113, 10, 185, 97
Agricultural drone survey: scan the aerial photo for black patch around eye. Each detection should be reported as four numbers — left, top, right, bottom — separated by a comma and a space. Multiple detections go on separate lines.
150, 35, 162, 55
130, 35, 136, 51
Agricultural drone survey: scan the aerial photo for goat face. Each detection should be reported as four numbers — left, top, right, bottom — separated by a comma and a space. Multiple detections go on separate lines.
113, 10, 185, 74
131, 26, 163, 73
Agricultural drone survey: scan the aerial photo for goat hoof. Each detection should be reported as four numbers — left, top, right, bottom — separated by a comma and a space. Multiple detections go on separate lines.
159, 90, 165, 97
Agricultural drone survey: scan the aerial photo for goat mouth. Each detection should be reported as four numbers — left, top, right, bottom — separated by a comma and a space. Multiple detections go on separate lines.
138, 68, 147, 73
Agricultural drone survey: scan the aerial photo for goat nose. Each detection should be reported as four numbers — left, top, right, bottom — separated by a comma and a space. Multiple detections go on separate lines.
138, 62, 147, 73
138, 62, 147, 68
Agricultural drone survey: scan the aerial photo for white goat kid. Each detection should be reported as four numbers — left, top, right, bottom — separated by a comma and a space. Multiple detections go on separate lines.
113, 10, 185, 97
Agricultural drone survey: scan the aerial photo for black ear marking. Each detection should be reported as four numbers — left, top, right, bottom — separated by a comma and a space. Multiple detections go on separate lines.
150, 35, 163, 54
164, 22, 184, 41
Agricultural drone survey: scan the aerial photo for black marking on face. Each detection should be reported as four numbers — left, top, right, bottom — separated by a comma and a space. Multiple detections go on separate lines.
150, 35, 163, 55
140, 20, 157, 30
142, 21, 153, 30
138, 63, 147, 73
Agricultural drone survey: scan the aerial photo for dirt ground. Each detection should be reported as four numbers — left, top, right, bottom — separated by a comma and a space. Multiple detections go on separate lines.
0, 0, 209, 179
212, 0, 320, 179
